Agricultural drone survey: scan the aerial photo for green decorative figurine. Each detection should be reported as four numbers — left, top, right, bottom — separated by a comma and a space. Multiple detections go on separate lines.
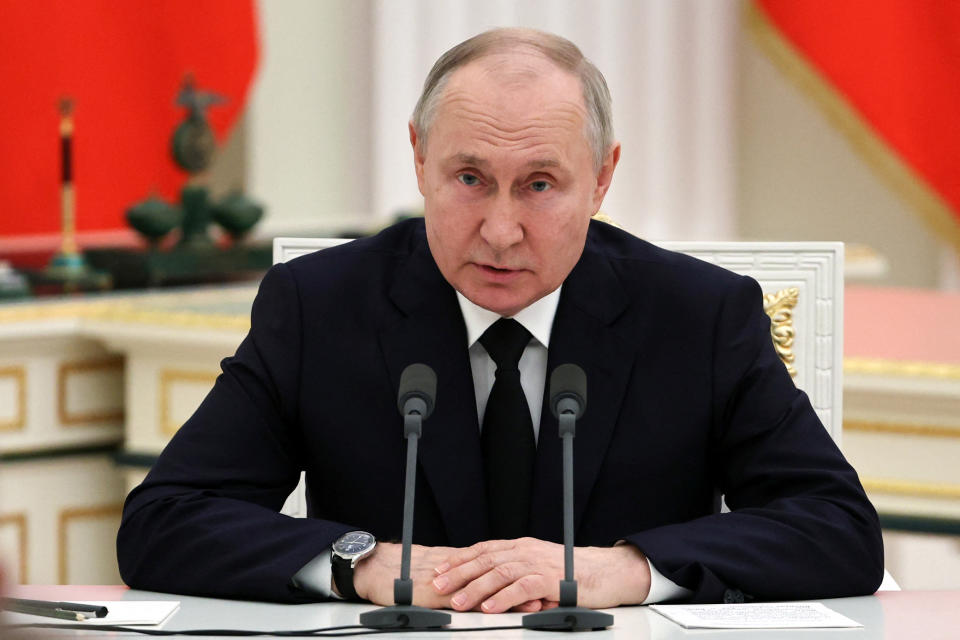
87, 75, 269, 289
172, 73, 223, 247
124, 73, 264, 248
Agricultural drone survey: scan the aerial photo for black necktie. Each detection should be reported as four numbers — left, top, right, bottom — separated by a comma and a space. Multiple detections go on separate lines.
479, 318, 535, 539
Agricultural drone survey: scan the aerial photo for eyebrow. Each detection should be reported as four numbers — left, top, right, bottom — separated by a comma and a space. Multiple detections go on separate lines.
447, 153, 561, 170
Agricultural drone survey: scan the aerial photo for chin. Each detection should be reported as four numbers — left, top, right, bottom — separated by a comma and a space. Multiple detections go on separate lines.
462, 290, 523, 317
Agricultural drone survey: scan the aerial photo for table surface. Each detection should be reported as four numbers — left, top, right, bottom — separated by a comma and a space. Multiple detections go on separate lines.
3, 585, 959, 639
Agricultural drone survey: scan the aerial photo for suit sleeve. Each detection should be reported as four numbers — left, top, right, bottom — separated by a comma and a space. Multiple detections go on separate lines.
117, 263, 354, 603
624, 275, 884, 603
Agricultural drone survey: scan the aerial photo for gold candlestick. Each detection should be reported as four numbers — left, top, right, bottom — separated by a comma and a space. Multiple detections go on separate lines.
58, 98, 78, 257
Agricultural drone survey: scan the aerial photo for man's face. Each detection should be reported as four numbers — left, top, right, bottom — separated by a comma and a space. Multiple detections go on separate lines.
411, 51, 619, 317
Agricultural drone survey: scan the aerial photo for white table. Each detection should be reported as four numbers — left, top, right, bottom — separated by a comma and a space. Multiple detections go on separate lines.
5, 585, 959, 639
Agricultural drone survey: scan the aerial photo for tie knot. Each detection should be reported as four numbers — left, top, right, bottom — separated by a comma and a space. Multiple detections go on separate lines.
479, 318, 532, 371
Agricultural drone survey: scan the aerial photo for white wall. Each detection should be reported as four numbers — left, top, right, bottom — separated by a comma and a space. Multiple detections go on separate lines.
247, 0, 739, 241
247, 0, 374, 235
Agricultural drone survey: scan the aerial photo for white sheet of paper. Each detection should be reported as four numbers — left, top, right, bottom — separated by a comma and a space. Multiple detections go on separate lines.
650, 602, 862, 629
4, 600, 180, 626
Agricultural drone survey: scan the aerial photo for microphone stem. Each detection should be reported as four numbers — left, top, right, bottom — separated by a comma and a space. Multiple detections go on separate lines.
560, 412, 575, 583
400, 413, 421, 588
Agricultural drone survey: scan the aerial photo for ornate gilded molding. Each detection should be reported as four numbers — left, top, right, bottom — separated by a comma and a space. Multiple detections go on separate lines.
861, 477, 960, 500
58, 504, 123, 584
57, 357, 125, 426
845, 357, 960, 380
762, 287, 799, 378
0, 300, 248, 331
0, 365, 27, 431
845, 419, 960, 440
159, 369, 219, 436
0, 512, 28, 582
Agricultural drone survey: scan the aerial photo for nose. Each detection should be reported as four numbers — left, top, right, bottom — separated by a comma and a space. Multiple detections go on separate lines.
479, 194, 524, 254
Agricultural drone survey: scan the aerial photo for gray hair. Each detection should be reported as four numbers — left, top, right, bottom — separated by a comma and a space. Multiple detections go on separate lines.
411, 27, 614, 170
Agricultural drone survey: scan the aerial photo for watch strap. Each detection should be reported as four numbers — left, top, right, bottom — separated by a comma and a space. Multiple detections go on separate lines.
331, 553, 361, 601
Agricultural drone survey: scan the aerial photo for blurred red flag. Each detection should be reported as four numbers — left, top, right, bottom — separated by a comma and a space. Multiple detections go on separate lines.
0, 1, 258, 237
753, 0, 960, 249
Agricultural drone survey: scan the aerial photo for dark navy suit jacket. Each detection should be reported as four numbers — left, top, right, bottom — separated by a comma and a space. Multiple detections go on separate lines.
117, 218, 884, 603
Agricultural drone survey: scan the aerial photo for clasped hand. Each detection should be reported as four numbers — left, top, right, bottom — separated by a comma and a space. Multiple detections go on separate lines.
352, 537, 650, 613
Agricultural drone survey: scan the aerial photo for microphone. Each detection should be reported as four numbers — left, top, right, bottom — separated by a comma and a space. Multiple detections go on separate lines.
397, 363, 436, 418
523, 364, 613, 632
549, 363, 587, 419
359, 364, 450, 630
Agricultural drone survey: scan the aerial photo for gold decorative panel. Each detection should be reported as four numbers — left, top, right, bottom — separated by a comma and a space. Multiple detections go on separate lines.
57, 357, 125, 426
861, 477, 960, 501
159, 369, 219, 436
845, 419, 960, 440
58, 504, 123, 584
763, 287, 799, 378
0, 366, 26, 431
845, 357, 960, 380
0, 512, 28, 582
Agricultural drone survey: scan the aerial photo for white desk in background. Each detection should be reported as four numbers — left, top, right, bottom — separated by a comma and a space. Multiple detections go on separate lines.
4, 585, 959, 640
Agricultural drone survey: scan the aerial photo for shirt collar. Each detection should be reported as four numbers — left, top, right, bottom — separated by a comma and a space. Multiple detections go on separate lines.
456, 287, 561, 349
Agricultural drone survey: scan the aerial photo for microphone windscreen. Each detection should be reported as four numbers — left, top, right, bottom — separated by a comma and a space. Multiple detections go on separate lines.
549, 363, 587, 418
397, 363, 437, 418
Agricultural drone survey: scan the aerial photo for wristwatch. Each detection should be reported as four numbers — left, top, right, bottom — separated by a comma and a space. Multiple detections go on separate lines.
331, 531, 377, 601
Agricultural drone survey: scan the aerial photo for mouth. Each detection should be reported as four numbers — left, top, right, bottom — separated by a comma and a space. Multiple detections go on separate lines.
474, 263, 525, 282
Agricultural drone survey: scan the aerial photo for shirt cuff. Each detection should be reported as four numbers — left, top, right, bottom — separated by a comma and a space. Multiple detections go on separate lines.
642, 557, 693, 604
290, 550, 342, 599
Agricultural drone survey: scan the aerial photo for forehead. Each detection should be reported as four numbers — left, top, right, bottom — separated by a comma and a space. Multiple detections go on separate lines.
429, 51, 590, 161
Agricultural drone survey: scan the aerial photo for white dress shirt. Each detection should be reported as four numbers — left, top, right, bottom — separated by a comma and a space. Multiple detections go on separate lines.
294, 287, 690, 604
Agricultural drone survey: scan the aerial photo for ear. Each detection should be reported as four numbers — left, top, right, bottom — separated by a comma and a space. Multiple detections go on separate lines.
409, 121, 427, 196
590, 142, 621, 213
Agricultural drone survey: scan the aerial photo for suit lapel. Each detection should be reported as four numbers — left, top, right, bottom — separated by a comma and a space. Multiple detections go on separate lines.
378, 240, 488, 546
529, 235, 637, 542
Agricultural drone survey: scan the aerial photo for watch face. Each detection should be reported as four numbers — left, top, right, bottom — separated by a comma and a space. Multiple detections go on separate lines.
334, 531, 375, 557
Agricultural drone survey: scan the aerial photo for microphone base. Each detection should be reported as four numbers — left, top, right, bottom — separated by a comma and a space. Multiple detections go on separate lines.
359, 605, 451, 629
522, 607, 614, 631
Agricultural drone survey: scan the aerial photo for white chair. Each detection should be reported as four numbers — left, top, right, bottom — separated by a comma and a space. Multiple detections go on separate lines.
657, 242, 844, 445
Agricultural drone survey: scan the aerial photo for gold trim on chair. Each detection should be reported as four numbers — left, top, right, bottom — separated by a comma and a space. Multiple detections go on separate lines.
57, 357, 125, 426
763, 287, 799, 378
0, 365, 27, 431
0, 512, 28, 582
57, 504, 123, 584
158, 369, 219, 436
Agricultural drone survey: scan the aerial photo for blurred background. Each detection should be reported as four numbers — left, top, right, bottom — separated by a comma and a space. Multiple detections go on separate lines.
1, 0, 958, 593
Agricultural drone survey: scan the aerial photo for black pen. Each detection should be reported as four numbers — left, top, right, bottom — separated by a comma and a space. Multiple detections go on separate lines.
2, 597, 109, 620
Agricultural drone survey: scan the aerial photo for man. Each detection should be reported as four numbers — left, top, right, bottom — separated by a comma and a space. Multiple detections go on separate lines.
118, 28, 883, 610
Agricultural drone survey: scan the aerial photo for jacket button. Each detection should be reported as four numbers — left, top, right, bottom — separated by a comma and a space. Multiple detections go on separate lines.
723, 589, 745, 604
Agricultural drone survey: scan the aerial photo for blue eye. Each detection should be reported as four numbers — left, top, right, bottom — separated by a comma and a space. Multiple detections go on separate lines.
530, 180, 551, 192
458, 174, 479, 186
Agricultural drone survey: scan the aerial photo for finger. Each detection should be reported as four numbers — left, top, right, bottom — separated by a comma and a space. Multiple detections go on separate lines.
448, 560, 537, 611
435, 547, 517, 595
540, 600, 560, 610
479, 574, 553, 614
437, 539, 518, 572
510, 600, 542, 613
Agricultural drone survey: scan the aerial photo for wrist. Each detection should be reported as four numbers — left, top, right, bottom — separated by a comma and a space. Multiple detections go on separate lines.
331, 531, 377, 601
613, 542, 650, 605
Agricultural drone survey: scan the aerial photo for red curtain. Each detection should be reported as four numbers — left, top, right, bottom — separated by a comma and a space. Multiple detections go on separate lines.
0, 1, 259, 236
756, 0, 960, 237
